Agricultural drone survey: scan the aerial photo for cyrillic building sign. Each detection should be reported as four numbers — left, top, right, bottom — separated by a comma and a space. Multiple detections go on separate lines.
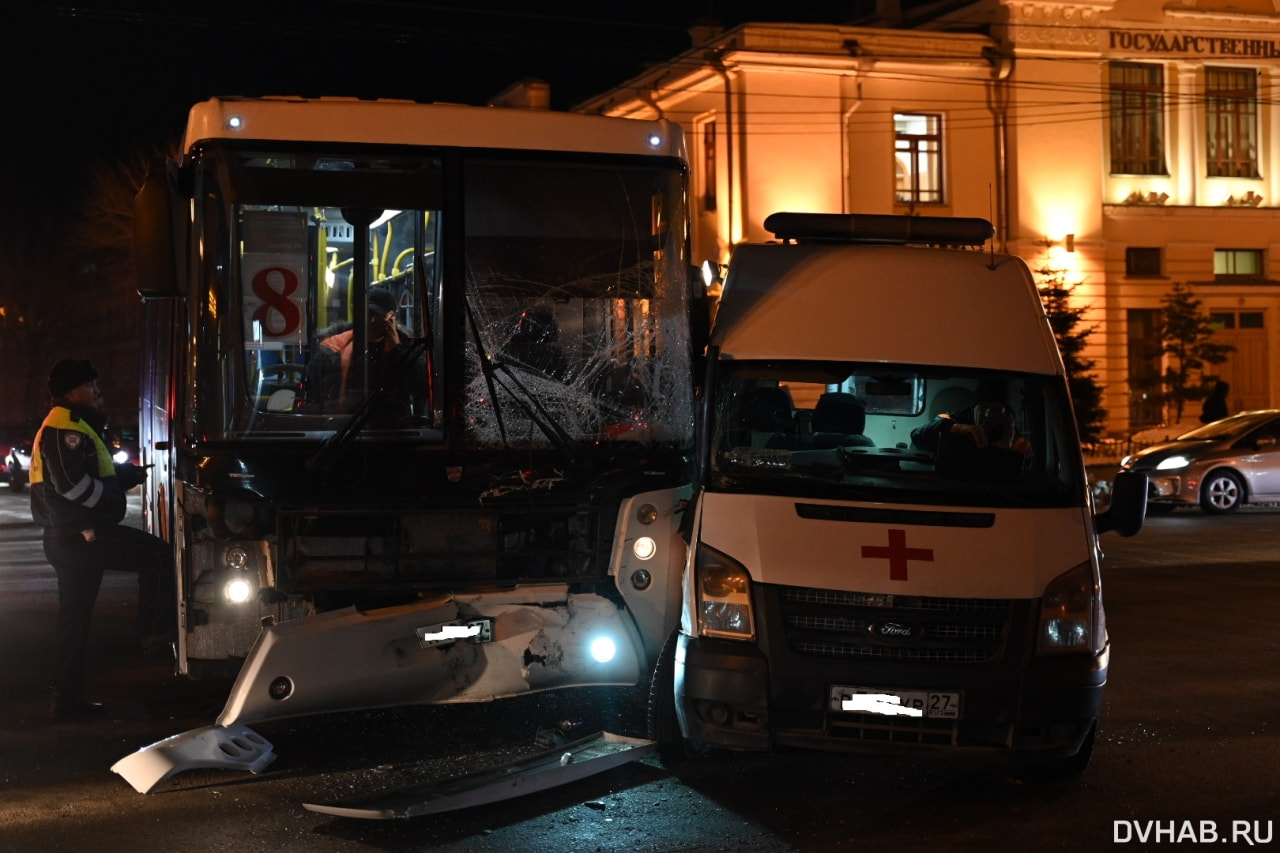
1111, 31, 1280, 57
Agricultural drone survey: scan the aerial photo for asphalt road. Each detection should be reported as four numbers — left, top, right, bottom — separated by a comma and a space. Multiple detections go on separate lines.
1, 488, 1277, 852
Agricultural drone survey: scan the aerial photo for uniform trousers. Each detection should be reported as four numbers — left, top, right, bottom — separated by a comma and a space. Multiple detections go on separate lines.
42, 524, 175, 701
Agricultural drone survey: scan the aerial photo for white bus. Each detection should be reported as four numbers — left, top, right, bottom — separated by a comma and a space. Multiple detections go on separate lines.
133, 96, 699, 731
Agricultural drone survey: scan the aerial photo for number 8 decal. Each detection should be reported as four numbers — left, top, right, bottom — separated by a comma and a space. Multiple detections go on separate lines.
250, 266, 303, 338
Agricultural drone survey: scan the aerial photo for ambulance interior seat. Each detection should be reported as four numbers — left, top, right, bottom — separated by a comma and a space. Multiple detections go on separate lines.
742, 386, 799, 449
928, 385, 975, 420
810, 392, 874, 449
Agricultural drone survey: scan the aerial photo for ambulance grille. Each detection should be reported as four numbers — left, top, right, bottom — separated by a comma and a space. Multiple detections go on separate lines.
776, 586, 1012, 664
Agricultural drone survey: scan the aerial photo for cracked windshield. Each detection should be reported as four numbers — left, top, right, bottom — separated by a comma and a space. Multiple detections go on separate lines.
232, 154, 691, 448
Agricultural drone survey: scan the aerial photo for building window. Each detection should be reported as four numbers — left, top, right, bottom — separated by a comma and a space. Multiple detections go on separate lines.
1214, 249, 1264, 280
702, 121, 717, 212
1125, 247, 1162, 277
1211, 310, 1265, 329
1127, 308, 1163, 427
1206, 67, 1259, 178
1109, 62, 1167, 175
894, 113, 943, 204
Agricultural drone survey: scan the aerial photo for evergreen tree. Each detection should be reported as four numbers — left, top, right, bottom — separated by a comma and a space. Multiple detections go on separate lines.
1036, 267, 1107, 444
1157, 281, 1233, 422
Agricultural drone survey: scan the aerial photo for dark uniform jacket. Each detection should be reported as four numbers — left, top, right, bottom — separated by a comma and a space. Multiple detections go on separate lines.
30, 404, 135, 534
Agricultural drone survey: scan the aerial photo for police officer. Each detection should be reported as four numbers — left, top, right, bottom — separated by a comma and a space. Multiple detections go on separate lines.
30, 359, 175, 721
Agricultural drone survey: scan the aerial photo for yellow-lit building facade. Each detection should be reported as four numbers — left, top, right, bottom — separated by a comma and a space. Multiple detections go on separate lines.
576, 2, 1280, 436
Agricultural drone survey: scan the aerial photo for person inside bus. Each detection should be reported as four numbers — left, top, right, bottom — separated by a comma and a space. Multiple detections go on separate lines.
303, 285, 428, 425
30, 359, 177, 721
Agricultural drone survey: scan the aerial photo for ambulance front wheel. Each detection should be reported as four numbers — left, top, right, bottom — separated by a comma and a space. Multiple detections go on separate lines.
647, 630, 705, 765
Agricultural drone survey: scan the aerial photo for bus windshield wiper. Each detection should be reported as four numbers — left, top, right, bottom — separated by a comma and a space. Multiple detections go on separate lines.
305, 336, 430, 474
465, 299, 580, 470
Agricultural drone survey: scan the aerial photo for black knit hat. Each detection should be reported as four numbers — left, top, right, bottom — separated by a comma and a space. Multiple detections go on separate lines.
48, 358, 99, 398
368, 287, 397, 317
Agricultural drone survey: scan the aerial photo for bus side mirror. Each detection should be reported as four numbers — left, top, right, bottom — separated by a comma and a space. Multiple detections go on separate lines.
1096, 469, 1147, 538
134, 158, 186, 298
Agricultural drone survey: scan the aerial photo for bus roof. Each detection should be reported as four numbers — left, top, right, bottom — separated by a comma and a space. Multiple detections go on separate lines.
183, 96, 686, 162
711, 242, 1064, 375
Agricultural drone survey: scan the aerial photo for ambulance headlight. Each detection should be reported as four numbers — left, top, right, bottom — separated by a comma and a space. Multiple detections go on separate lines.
1038, 561, 1102, 654
589, 636, 617, 663
696, 543, 754, 641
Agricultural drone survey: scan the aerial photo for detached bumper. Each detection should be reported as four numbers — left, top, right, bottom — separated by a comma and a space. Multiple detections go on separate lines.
218, 590, 645, 726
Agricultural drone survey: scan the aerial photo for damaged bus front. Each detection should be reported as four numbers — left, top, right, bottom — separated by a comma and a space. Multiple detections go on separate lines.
134, 97, 699, 729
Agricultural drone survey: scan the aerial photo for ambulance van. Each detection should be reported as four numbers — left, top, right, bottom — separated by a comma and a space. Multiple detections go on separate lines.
654, 212, 1147, 776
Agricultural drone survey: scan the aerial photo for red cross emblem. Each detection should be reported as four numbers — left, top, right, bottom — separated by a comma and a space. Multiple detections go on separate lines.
861, 529, 934, 581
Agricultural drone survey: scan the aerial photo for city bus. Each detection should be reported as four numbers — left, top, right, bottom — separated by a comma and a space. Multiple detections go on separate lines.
133, 96, 698, 730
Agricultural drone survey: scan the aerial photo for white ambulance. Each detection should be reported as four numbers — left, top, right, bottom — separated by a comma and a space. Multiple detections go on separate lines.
654, 212, 1147, 776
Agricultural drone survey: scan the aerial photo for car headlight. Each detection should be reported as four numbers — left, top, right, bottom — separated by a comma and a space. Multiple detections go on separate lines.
1155, 455, 1191, 471
695, 543, 755, 640
1038, 561, 1103, 655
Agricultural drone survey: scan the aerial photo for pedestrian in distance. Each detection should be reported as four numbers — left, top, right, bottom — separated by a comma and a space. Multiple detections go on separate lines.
29, 359, 176, 721
1200, 380, 1230, 424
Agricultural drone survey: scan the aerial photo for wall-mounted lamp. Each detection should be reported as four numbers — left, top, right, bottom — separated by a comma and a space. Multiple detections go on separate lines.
1039, 234, 1076, 252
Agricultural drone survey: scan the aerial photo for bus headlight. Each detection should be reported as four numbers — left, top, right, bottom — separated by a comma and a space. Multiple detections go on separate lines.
225, 576, 255, 604
589, 636, 618, 663
696, 543, 754, 640
632, 536, 656, 560
225, 545, 250, 570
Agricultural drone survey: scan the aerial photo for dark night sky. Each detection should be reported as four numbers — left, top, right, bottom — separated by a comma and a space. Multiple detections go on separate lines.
1, 1, 875, 226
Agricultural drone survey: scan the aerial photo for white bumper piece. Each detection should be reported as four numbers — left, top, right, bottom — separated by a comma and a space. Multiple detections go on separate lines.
110, 723, 275, 794
216, 590, 643, 727
112, 590, 646, 793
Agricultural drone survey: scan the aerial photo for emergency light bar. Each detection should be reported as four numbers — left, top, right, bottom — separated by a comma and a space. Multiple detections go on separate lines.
764, 212, 994, 247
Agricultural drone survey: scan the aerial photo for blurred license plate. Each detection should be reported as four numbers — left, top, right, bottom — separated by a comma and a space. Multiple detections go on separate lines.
829, 685, 960, 719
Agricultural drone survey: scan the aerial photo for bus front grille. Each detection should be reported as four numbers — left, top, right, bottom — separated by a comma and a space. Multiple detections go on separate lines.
277, 507, 608, 589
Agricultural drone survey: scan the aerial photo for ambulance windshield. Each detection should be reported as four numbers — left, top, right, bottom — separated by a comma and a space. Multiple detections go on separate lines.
708, 362, 1083, 508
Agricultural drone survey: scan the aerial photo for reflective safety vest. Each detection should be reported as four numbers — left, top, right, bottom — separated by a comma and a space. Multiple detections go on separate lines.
30, 406, 115, 486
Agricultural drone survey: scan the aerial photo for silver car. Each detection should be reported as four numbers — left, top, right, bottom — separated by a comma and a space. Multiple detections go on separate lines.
1120, 410, 1280, 514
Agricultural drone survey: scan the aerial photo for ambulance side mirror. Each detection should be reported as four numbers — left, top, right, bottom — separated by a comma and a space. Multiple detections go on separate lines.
1096, 470, 1147, 538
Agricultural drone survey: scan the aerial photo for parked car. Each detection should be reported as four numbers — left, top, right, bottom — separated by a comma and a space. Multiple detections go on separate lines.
0, 429, 33, 492
1120, 410, 1280, 513
109, 425, 141, 466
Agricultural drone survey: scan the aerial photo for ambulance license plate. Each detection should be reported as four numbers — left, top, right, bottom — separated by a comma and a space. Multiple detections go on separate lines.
829, 685, 960, 719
